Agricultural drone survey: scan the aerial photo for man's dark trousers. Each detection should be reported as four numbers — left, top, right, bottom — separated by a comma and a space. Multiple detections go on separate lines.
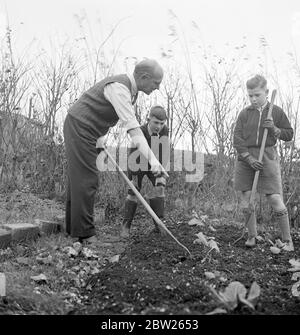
63, 114, 99, 238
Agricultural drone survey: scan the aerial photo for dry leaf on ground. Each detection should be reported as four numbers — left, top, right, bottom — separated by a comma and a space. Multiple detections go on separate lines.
31, 274, 48, 283
110, 255, 120, 263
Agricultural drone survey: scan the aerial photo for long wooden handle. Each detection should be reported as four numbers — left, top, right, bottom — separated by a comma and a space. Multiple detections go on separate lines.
102, 147, 191, 255
249, 90, 277, 206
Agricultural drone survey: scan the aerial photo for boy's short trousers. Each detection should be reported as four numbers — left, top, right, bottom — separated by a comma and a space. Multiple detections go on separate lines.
234, 146, 282, 195
127, 170, 157, 196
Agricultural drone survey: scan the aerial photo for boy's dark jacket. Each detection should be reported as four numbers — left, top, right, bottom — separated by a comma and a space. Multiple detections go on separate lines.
129, 123, 169, 168
233, 102, 293, 155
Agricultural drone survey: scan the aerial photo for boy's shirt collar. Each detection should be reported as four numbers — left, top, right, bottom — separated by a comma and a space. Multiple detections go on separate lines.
147, 123, 163, 136
147, 123, 156, 136
258, 100, 268, 113
246, 100, 269, 112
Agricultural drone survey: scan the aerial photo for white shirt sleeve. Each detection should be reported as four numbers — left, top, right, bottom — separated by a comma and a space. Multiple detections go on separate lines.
103, 83, 140, 131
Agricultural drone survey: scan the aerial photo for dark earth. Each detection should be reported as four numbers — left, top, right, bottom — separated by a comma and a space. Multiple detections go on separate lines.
0, 191, 299, 316
69, 208, 300, 315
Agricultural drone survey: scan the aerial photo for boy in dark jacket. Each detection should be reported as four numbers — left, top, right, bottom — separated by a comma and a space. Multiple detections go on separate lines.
120, 105, 170, 238
233, 75, 294, 251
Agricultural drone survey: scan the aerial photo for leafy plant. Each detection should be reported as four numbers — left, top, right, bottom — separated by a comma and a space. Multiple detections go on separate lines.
208, 281, 261, 312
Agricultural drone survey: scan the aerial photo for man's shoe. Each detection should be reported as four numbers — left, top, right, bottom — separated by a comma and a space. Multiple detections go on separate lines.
245, 237, 256, 247
281, 240, 294, 252
80, 235, 97, 245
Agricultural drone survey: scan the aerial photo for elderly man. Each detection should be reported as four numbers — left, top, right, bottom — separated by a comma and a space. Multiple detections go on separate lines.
63, 59, 164, 244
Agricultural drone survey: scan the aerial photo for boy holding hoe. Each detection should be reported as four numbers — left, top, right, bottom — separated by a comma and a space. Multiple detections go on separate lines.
233, 75, 294, 251
120, 105, 170, 238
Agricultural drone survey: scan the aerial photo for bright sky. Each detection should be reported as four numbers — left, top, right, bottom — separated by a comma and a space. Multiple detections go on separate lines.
1, 0, 300, 64
1, 0, 300, 149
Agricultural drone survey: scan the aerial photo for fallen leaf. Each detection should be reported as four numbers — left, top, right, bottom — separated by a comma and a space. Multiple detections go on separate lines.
275, 239, 284, 248
82, 248, 98, 259
270, 246, 281, 254
91, 267, 100, 275
194, 232, 209, 246
110, 255, 120, 263
291, 282, 300, 297
247, 281, 261, 305
191, 209, 199, 218
219, 281, 247, 310
289, 259, 300, 268
219, 276, 227, 282
205, 308, 227, 315
63, 246, 78, 257
73, 242, 82, 253
211, 219, 220, 225
204, 271, 216, 280
208, 226, 216, 232
291, 272, 300, 281
207, 240, 220, 253
200, 215, 208, 222
188, 218, 204, 226
31, 274, 48, 283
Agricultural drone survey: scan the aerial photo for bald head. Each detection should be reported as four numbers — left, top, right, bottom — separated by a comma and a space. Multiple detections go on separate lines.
134, 59, 163, 79
133, 59, 163, 95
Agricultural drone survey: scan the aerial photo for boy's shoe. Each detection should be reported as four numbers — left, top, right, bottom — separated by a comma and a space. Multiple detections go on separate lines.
245, 237, 256, 247
120, 224, 130, 238
281, 240, 294, 252
120, 200, 137, 239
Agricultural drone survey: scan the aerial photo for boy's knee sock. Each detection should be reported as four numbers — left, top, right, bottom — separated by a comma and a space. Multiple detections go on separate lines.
242, 208, 257, 238
274, 208, 292, 241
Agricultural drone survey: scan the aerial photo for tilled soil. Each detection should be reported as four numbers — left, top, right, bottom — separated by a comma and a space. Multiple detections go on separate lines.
71, 211, 300, 315
0, 191, 299, 315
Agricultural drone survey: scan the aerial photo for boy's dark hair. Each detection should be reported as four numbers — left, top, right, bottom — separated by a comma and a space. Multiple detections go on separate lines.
149, 105, 167, 121
246, 75, 267, 89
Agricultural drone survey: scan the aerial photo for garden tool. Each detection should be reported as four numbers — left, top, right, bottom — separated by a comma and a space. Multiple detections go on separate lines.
102, 147, 191, 255
234, 89, 277, 245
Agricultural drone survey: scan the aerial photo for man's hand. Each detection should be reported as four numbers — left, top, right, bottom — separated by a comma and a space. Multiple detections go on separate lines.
96, 136, 108, 171
244, 154, 263, 171
155, 176, 167, 187
151, 163, 168, 178
262, 118, 281, 137
151, 163, 163, 177
96, 136, 106, 154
